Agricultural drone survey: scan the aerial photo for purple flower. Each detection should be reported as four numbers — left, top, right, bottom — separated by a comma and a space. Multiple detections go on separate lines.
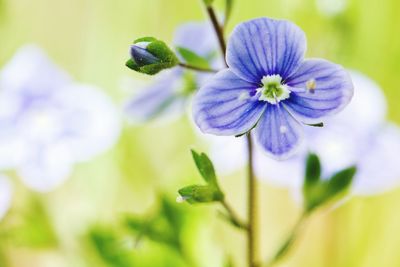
125, 22, 221, 123
193, 17, 354, 159
0, 45, 121, 192
254, 71, 400, 195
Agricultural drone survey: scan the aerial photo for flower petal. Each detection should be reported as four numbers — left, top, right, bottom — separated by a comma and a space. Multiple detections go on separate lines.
255, 104, 304, 159
55, 84, 121, 162
353, 123, 400, 195
226, 17, 306, 82
173, 22, 218, 58
326, 70, 386, 133
125, 69, 186, 123
193, 69, 265, 136
18, 143, 73, 192
284, 59, 354, 124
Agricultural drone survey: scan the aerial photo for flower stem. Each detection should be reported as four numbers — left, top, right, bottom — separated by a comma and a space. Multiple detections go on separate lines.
178, 62, 218, 73
265, 212, 308, 267
205, 6, 227, 65
203, 2, 259, 266
220, 199, 248, 230
246, 133, 259, 267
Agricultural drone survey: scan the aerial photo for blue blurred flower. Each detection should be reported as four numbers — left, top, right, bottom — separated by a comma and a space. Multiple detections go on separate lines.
125, 22, 221, 123
253, 71, 400, 195
193, 17, 353, 159
0, 45, 121, 192
0, 175, 12, 220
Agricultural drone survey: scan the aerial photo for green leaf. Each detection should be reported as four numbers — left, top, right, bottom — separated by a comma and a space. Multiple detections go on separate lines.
176, 47, 210, 69
203, 0, 214, 6
89, 227, 134, 267
325, 166, 356, 199
304, 153, 321, 186
303, 165, 357, 212
125, 215, 179, 250
178, 185, 224, 204
125, 58, 139, 71
190, 150, 218, 187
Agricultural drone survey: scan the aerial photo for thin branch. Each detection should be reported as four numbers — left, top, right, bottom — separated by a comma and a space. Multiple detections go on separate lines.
246, 134, 259, 267
178, 62, 218, 73
220, 199, 248, 230
206, 6, 227, 65
264, 212, 309, 267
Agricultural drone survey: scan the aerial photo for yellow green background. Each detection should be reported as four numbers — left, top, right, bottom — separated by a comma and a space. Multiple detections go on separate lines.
0, 0, 400, 266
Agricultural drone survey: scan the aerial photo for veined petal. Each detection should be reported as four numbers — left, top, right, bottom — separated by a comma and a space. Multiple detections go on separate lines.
226, 17, 306, 82
255, 104, 304, 160
193, 69, 265, 136
326, 70, 386, 133
284, 59, 353, 124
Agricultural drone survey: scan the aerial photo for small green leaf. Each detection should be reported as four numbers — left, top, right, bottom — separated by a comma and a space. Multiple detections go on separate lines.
304, 153, 321, 186
176, 47, 210, 69
89, 227, 134, 267
190, 150, 218, 186
178, 185, 224, 204
325, 166, 356, 198
125, 59, 139, 71
203, 0, 214, 6
303, 165, 357, 212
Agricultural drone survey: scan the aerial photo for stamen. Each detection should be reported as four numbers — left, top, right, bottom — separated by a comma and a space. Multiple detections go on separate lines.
306, 79, 317, 94
257, 75, 291, 104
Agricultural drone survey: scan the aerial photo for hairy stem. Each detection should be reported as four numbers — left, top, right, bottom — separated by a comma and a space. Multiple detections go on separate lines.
246, 134, 259, 267
178, 62, 218, 73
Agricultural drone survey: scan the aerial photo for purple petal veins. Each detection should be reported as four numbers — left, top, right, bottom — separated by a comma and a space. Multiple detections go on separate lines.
193, 17, 354, 159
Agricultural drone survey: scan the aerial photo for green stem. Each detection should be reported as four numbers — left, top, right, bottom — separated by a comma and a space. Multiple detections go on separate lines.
202, 3, 259, 266
178, 62, 218, 73
265, 212, 308, 267
205, 5, 227, 65
246, 134, 259, 267
220, 199, 248, 230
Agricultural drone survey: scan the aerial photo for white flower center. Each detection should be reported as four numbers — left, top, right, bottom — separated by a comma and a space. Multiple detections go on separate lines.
256, 75, 291, 104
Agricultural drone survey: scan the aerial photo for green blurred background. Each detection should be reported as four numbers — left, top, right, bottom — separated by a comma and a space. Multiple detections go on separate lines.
1, 0, 400, 266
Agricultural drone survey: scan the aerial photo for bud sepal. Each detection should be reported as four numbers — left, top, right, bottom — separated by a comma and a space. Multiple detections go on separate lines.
127, 37, 179, 75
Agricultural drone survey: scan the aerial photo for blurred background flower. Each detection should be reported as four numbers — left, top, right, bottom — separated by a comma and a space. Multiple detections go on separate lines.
1, 0, 400, 266
125, 21, 221, 124
0, 45, 121, 192
253, 71, 400, 196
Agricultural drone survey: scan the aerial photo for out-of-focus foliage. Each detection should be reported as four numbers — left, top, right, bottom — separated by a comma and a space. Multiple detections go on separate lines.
1, 0, 400, 267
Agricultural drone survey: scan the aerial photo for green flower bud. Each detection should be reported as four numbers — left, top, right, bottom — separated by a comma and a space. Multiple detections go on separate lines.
127, 37, 178, 75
